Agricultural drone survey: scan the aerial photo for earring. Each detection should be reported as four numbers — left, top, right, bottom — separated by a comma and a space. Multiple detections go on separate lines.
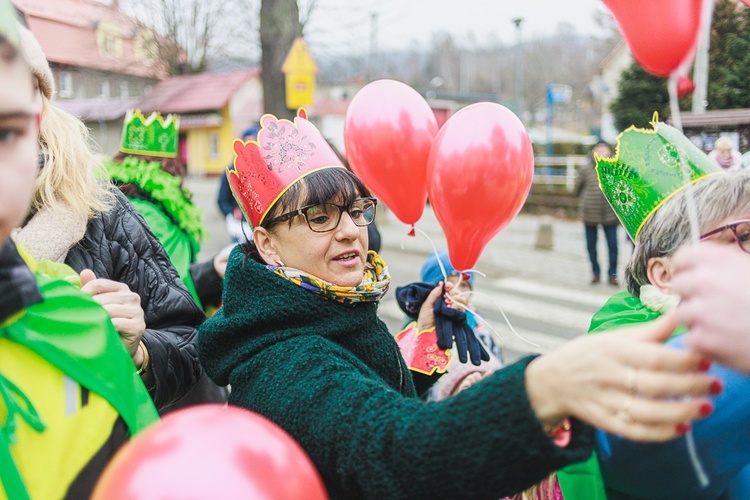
275, 259, 285, 267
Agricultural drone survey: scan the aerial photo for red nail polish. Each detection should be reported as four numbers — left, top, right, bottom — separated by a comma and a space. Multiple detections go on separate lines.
710, 380, 724, 395
675, 422, 692, 434
698, 358, 712, 371
699, 402, 714, 417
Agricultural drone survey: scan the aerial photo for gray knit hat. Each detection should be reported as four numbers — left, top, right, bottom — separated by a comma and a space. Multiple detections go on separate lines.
17, 23, 54, 99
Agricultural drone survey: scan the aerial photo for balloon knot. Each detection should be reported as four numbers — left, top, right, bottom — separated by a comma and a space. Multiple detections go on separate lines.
407, 226, 416, 237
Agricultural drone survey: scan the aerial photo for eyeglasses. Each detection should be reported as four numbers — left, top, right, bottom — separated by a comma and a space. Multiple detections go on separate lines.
266, 197, 377, 233
699, 219, 750, 253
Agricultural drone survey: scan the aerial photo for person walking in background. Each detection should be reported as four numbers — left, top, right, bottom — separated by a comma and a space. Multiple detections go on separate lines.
708, 136, 743, 172
575, 140, 619, 285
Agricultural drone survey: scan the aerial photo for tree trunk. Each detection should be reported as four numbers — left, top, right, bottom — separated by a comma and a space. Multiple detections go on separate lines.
260, 0, 302, 119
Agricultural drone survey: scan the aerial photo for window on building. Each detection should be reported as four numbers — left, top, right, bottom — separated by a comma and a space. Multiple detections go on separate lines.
58, 71, 73, 98
103, 34, 117, 57
98, 80, 110, 98
120, 81, 129, 98
209, 132, 220, 160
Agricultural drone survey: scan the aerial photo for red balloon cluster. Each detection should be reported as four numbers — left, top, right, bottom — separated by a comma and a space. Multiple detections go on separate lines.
602, 0, 703, 77
92, 405, 327, 500
344, 80, 534, 270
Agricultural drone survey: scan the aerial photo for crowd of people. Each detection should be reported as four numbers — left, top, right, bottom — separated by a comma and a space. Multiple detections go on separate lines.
3, 5, 750, 498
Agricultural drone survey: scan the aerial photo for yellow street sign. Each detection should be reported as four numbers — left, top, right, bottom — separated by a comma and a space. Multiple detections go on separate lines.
282, 37, 318, 109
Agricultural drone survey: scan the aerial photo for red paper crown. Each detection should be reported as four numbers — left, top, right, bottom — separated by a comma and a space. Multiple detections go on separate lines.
228, 109, 345, 228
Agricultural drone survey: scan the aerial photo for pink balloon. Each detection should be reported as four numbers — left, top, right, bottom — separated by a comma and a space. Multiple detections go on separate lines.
427, 103, 534, 270
602, 0, 703, 77
345, 80, 438, 225
743, 0, 750, 7
93, 405, 327, 500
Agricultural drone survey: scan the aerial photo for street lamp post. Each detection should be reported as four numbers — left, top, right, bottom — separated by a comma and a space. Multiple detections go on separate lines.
512, 17, 523, 119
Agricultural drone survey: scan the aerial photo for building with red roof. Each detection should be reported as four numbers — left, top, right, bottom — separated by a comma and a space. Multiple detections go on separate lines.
136, 69, 263, 175
12, 0, 166, 152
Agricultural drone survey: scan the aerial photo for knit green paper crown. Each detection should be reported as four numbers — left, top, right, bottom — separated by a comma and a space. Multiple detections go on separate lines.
596, 114, 723, 241
119, 109, 179, 158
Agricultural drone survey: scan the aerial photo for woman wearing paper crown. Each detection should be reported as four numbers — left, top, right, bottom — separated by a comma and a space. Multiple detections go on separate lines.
107, 109, 229, 412
13, 25, 204, 410
559, 116, 750, 499
198, 109, 719, 499
106, 109, 225, 311
0, 15, 157, 499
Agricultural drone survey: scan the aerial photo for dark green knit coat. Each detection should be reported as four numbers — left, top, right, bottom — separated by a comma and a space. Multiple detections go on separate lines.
198, 248, 595, 499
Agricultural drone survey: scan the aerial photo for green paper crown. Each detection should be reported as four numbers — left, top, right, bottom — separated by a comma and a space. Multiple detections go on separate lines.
119, 109, 179, 158
596, 114, 723, 241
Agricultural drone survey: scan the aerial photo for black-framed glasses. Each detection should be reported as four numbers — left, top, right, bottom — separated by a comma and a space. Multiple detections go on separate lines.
266, 197, 377, 233
700, 219, 750, 253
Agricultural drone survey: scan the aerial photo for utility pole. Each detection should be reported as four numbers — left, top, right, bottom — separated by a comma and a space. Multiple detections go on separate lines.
512, 17, 524, 119
692, 0, 714, 114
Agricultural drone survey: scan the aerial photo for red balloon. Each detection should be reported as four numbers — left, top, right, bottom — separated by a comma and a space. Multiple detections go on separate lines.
603, 0, 703, 77
345, 79, 438, 225
427, 103, 533, 271
743, 0, 750, 7
92, 405, 328, 500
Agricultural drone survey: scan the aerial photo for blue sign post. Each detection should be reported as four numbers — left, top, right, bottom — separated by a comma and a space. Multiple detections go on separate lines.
545, 83, 572, 156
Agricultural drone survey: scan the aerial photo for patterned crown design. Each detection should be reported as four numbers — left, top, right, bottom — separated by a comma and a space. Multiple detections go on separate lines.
227, 108, 345, 228
596, 114, 723, 241
119, 109, 179, 158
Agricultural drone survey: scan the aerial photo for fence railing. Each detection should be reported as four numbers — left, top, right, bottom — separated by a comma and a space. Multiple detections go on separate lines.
532, 155, 589, 191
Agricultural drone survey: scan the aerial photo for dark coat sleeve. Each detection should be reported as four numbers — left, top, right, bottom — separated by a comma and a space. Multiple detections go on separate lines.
226, 338, 595, 500
190, 258, 223, 309
65, 190, 204, 409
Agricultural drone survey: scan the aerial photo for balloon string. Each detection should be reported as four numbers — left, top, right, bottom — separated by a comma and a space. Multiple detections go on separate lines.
400, 226, 450, 282
401, 226, 537, 348
669, 23, 711, 486
454, 290, 540, 348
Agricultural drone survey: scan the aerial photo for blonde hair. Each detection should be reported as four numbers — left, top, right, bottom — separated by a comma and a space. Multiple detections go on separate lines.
714, 136, 734, 150
33, 95, 115, 220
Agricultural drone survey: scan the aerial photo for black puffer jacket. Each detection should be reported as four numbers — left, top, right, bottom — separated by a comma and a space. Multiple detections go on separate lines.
65, 190, 204, 409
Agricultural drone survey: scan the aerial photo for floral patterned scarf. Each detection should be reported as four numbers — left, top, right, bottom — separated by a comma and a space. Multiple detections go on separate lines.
270, 251, 390, 305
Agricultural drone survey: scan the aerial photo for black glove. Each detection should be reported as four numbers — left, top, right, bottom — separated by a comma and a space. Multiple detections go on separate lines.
396, 282, 490, 366
395, 282, 434, 319
433, 290, 490, 366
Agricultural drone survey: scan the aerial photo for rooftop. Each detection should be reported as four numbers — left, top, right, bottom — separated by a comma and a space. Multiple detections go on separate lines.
135, 69, 260, 114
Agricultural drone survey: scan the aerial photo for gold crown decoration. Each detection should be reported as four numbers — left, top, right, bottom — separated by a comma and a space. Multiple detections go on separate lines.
119, 109, 179, 158
596, 113, 723, 241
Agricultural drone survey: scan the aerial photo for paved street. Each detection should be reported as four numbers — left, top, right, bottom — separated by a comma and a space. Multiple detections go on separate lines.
186, 175, 633, 364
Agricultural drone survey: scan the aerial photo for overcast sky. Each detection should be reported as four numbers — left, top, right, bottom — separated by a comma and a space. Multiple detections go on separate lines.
301, 0, 611, 59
